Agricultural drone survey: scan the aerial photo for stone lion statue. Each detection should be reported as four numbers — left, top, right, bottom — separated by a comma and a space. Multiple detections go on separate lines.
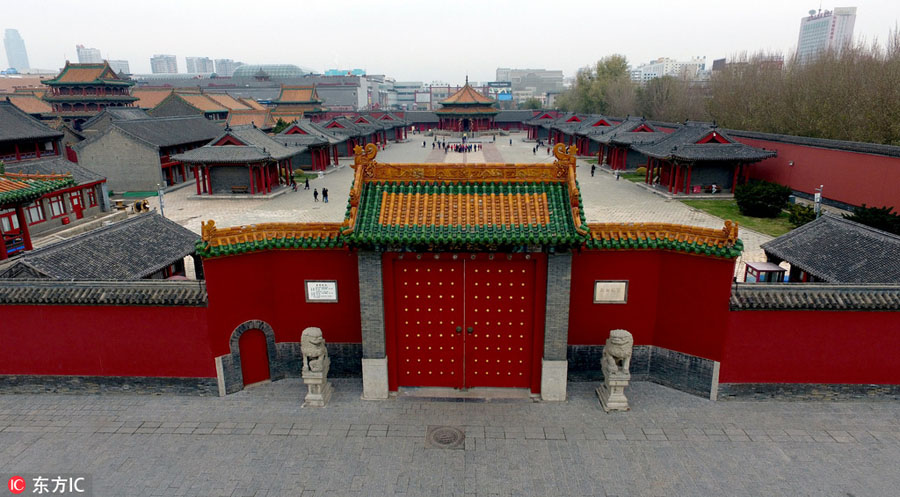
601, 329, 634, 377
300, 327, 328, 372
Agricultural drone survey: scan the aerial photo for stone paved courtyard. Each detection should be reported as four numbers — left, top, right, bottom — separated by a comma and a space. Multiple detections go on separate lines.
139, 132, 769, 279
2, 380, 899, 496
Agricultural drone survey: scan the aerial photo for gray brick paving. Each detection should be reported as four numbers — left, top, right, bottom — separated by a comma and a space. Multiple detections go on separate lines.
1, 380, 899, 496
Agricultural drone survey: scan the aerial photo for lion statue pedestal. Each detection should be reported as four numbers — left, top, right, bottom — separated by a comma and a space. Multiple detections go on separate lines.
596, 329, 634, 412
300, 327, 332, 408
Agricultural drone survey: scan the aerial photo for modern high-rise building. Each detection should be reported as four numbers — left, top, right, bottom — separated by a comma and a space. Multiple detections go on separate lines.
185, 56, 214, 73
797, 7, 857, 63
108, 60, 131, 75
76, 45, 103, 64
4, 29, 30, 70
214, 59, 242, 77
150, 54, 178, 74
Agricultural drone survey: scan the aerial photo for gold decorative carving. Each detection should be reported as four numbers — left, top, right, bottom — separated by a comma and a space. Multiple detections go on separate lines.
201, 220, 217, 242
587, 221, 740, 248
354, 163, 564, 183
353, 143, 378, 167
203, 222, 344, 248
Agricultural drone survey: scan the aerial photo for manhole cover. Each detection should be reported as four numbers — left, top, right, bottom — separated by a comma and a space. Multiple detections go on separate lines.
426, 425, 465, 450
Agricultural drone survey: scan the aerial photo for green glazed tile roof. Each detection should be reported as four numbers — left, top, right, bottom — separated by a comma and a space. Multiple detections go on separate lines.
343, 180, 586, 249
0, 172, 76, 207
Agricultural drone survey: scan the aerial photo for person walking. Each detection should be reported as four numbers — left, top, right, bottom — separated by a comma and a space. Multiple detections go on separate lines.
509, 139, 512, 146
291, 179, 298, 191
591, 164, 596, 177
304, 178, 310, 190
313, 188, 319, 202
322, 187, 329, 203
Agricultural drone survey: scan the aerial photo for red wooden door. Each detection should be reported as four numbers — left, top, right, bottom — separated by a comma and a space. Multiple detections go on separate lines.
238, 329, 270, 386
70, 192, 84, 220
393, 255, 537, 389
394, 258, 465, 387
464, 259, 535, 388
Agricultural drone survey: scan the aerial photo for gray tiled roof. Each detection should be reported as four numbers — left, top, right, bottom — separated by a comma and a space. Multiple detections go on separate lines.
495, 110, 537, 122
80, 107, 151, 131
281, 120, 347, 144
730, 283, 900, 310
0, 279, 207, 306
173, 145, 272, 164
218, 125, 298, 160
761, 214, 900, 283
274, 135, 324, 148
108, 116, 222, 148
590, 118, 662, 144
5, 156, 105, 185
0, 100, 64, 143
403, 111, 439, 123
0, 213, 198, 280
632, 122, 776, 162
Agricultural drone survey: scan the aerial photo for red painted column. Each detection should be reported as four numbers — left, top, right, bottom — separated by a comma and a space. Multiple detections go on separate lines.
35, 142, 41, 159
14, 144, 20, 161
15, 206, 32, 251
0, 223, 7, 260
194, 166, 201, 195
668, 162, 675, 192
731, 165, 740, 193
249, 165, 255, 194
645, 160, 651, 183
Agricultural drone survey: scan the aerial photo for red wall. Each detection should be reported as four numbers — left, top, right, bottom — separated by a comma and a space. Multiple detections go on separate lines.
569, 250, 735, 360
1, 305, 213, 377
721, 310, 900, 384
203, 249, 361, 357
734, 136, 899, 209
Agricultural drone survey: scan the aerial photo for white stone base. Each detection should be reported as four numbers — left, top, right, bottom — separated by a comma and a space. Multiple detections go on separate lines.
361, 358, 389, 400
597, 373, 631, 412
302, 359, 332, 408
540, 359, 568, 402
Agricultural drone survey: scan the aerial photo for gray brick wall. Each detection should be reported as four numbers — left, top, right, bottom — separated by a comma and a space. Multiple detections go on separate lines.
543, 253, 572, 361
717, 383, 900, 401
358, 251, 386, 359
567, 344, 717, 399
0, 375, 218, 395
210, 165, 251, 194
77, 127, 162, 192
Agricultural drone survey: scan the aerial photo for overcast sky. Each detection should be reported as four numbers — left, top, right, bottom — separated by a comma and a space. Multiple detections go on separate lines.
3, 0, 898, 82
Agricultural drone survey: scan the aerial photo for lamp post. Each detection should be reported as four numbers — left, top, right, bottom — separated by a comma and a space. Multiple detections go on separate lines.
157, 183, 166, 218
814, 185, 823, 218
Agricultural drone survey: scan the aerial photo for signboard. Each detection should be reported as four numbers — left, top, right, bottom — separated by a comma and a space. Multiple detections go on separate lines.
488, 81, 512, 88
497, 93, 512, 101
593, 281, 628, 304
305, 280, 338, 303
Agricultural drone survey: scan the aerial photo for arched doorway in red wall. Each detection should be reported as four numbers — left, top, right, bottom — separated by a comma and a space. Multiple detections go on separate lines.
238, 329, 270, 386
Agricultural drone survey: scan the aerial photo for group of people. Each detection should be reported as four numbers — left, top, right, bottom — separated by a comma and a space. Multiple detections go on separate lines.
446, 143, 481, 153
290, 177, 328, 202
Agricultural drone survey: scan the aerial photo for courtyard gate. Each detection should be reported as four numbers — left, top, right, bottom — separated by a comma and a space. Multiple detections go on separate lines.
390, 253, 540, 389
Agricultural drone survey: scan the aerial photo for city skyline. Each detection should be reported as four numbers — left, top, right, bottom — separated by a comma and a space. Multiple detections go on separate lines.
1, 1, 897, 82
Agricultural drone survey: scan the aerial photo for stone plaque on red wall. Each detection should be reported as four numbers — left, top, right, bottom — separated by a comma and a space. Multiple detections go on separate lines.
593, 281, 628, 304
305, 280, 338, 303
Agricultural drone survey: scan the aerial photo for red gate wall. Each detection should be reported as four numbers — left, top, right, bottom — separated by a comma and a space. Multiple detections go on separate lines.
1, 305, 213, 377
721, 310, 900, 384
733, 137, 899, 209
568, 250, 735, 360
203, 249, 361, 356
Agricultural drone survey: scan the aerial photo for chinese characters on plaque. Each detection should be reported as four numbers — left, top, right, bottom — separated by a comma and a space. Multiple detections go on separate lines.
305, 280, 338, 303
593, 281, 628, 304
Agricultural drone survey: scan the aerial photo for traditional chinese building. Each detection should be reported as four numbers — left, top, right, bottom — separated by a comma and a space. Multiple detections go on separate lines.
0, 171, 75, 260
270, 85, 327, 123
633, 122, 776, 194
435, 79, 498, 132
173, 125, 300, 195
41, 61, 138, 128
